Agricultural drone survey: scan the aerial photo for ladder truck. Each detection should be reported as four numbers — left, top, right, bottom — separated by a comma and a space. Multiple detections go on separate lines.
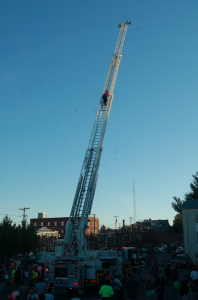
39, 21, 132, 293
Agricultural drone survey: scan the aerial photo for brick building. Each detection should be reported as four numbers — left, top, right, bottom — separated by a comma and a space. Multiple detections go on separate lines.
30, 213, 99, 237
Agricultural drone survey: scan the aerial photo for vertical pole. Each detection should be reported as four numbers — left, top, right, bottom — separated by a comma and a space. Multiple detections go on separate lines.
94, 214, 95, 238
133, 181, 136, 224
114, 216, 119, 230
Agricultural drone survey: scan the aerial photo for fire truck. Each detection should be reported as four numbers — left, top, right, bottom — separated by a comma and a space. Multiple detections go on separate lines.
38, 21, 132, 293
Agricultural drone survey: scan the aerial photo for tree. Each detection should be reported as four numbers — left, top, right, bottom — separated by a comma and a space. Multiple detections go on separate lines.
17, 222, 38, 258
185, 172, 198, 200
172, 214, 183, 233
0, 215, 18, 260
0, 216, 38, 262
171, 197, 185, 215
172, 171, 198, 215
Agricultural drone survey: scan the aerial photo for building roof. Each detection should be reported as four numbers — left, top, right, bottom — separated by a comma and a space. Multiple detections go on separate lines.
180, 200, 198, 210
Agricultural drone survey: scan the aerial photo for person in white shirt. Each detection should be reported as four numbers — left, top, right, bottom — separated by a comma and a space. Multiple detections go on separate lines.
45, 288, 54, 300
114, 275, 122, 287
190, 266, 198, 286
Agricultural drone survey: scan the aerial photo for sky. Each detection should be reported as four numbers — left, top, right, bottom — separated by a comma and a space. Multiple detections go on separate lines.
1, 0, 198, 228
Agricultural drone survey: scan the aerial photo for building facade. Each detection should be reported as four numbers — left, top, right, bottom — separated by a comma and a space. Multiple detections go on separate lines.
181, 200, 198, 264
30, 213, 99, 238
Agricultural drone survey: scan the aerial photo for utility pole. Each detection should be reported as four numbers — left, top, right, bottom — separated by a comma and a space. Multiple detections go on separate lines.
19, 207, 30, 225
133, 181, 136, 224
113, 216, 119, 229
129, 217, 133, 232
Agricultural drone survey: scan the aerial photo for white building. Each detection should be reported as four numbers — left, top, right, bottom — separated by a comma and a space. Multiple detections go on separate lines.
181, 200, 198, 264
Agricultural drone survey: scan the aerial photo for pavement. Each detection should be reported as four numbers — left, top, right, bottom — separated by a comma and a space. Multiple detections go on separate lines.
0, 253, 189, 300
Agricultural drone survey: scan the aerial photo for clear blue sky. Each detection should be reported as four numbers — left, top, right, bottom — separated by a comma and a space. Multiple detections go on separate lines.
1, 0, 198, 228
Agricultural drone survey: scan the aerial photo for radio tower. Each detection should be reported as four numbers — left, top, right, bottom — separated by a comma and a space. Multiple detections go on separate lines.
133, 181, 136, 223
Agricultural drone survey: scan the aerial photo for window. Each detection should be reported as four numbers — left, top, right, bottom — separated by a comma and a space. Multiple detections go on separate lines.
61, 230, 64, 234
48, 222, 50, 226
197, 232, 198, 246
54, 222, 57, 226
61, 221, 64, 226
41, 222, 43, 226
34, 222, 37, 226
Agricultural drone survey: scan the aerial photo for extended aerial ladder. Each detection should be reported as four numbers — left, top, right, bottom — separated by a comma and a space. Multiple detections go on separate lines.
64, 21, 132, 257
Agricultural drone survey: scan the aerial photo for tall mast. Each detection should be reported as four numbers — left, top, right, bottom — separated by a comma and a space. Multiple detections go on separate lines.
133, 181, 136, 224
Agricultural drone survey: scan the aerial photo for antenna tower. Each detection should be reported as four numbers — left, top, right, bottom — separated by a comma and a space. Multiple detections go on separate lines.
133, 181, 136, 223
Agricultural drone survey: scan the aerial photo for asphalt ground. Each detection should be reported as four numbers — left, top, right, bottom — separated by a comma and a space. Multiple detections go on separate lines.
1, 253, 188, 300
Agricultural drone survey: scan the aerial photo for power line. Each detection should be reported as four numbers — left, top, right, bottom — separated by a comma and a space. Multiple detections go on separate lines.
0, 214, 20, 217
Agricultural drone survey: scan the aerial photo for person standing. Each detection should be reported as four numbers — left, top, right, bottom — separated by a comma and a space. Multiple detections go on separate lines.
170, 264, 179, 290
27, 287, 38, 300
35, 278, 46, 295
110, 277, 120, 300
99, 279, 115, 299
180, 275, 191, 297
145, 272, 156, 292
152, 262, 159, 278
151, 286, 161, 300
45, 287, 54, 300
123, 273, 138, 300
113, 275, 123, 300
38, 294, 45, 300
18, 281, 27, 300
0, 264, 5, 294
190, 266, 198, 286
164, 264, 171, 285
155, 272, 167, 300
15, 267, 22, 288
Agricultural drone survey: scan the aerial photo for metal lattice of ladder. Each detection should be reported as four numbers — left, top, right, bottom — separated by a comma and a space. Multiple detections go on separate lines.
64, 21, 132, 255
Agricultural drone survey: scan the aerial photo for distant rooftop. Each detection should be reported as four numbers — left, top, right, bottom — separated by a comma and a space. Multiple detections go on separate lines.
180, 200, 198, 210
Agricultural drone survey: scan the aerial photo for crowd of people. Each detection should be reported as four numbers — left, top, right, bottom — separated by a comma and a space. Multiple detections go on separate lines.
98, 261, 198, 300
2, 257, 198, 300
99, 271, 139, 300
144, 261, 198, 300
0, 260, 54, 300
9, 279, 54, 300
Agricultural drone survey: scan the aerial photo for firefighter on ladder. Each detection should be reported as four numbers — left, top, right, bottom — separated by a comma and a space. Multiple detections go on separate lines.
102, 90, 109, 106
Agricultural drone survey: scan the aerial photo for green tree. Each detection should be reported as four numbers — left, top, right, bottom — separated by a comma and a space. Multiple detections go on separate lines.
0, 215, 18, 261
185, 172, 198, 200
172, 171, 198, 215
171, 197, 185, 215
0, 216, 38, 262
172, 214, 183, 233
17, 222, 38, 258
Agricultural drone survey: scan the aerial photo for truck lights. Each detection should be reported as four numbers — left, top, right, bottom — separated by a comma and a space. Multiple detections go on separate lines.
74, 282, 78, 286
